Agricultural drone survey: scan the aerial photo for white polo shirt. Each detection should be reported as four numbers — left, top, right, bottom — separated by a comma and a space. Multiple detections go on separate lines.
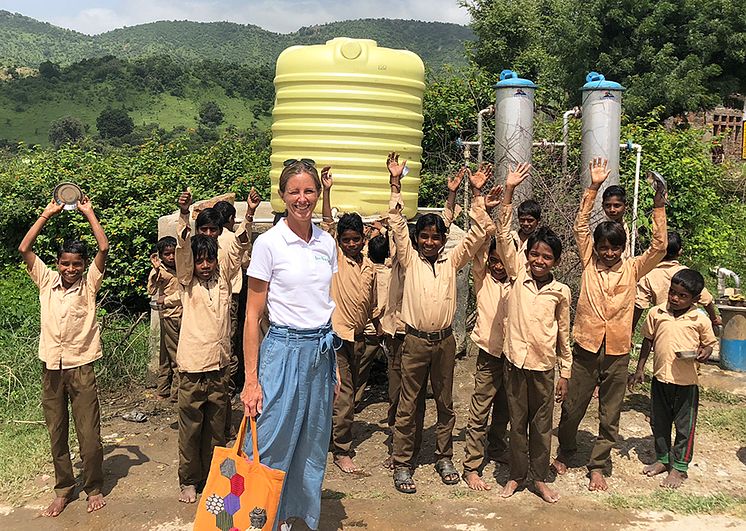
248, 219, 337, 329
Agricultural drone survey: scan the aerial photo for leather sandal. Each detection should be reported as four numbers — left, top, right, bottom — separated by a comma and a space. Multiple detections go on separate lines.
393, 467, 416, 494
435, 458, 460, 485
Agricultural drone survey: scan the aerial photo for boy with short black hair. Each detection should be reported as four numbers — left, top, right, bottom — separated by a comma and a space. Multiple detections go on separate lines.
172, 188, 258, 504
511, 199, 541, 261
553, 158, 667, 492
194, 208, 223, 239
602, 184, 631, 259
495, 165, 572, 503
148, 236, 181, 402
462, 182, 514, 491
18, 196, 109, 517
213, 200, 236, 230
388, 153, 491, 494
633, 231, 720, 331
628, 268, 717, 489
320, 169, 379, 474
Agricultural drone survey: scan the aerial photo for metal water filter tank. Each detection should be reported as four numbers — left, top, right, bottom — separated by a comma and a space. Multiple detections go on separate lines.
494, 70, 536, 200
270, 38, 425, 218
580, 72, 625, 213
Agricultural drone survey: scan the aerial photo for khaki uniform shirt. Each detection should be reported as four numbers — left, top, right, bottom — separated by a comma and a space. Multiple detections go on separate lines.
320, 221, 378, 342
388, 192, 488, 332
365, 263, 391, 336
509, 230, 529, 266
573, 188, 667, 355
636, 260, 714, 309
218, 228, 249, 295
496, 204, 572, 377
172, 213, 251, 373
147, 264, 182, 318
642, 304, 718, 385
29, 256, 104, 369
471, 224, 513, 356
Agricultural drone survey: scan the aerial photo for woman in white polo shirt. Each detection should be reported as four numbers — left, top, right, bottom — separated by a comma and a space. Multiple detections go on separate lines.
241, 159, 340, 531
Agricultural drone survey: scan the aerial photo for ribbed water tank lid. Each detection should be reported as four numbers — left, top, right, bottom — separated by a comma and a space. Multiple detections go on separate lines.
495, 69, 537, 88
581, 72, 625, 91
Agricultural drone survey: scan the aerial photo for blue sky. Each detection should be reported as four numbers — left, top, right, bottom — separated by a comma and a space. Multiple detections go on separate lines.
0, 0, 470, 34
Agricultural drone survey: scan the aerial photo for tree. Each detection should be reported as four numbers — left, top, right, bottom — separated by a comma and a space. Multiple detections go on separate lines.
48, 116, 85, 148
199, 101, 224, 127
461, 0, 746, 117
38, 61, 60, 79
96, 107, 134, 139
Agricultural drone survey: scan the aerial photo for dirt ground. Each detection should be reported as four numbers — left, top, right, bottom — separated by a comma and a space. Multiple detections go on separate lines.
1, 354, 745, 531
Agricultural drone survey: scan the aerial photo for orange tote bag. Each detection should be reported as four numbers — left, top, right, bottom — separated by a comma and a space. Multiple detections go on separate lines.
193, 416, 285, 531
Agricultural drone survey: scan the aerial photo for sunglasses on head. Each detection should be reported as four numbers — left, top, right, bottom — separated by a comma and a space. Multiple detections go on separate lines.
283, 158, 316, 168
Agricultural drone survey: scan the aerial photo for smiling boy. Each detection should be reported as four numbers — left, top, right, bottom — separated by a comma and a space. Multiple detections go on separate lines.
553, 158, 667, 492
320, 167, 378, 475
18, 196, 109, 517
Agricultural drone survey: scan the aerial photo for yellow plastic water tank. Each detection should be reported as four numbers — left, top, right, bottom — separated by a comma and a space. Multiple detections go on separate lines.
270, 38, 425, 219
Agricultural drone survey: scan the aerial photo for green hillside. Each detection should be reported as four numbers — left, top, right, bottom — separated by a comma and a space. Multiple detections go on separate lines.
0, 56, 274, 145
0, 11, 474, 69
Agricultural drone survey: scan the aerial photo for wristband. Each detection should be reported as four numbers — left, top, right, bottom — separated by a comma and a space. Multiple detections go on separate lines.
40, 215, 49, 221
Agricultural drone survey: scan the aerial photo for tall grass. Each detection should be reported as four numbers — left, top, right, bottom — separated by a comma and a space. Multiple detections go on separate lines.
0, 266, 151, 498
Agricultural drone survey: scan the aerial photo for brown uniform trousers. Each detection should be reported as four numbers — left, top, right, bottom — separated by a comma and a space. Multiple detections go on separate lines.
463, 350, 510, 473
178, 368, 229, 487
385, 334, 426, 457
354, 335, 383, 407
504, 361, 554, 482
393, 332, 456, 470
157, 316, 181, 400
332, 338, 364, 456
42, 363, 104, 498
557, 344, 630, 472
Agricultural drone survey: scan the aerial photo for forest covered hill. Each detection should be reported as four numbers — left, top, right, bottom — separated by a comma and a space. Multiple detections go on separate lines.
0, 11, 474, 69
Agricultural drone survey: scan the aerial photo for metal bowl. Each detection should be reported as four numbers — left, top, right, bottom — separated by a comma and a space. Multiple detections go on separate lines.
53, 182, 83, 210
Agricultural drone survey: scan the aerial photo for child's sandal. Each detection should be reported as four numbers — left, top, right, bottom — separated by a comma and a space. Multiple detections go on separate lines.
435, 458, 460, 485
393, 467, 416, 494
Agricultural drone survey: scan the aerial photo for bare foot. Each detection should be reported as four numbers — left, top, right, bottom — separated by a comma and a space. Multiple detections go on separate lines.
551, 457, 568, 475
535, 480, 560, 503
41, 496, 68, 517
383, 455, 394, 470
463, 471, 492, 491
178, 485, 197, 503
87, 494, 106, 513
588, 470, 608, 491
334, 455, 361, 474
660, 469, 687, 489
501, 479, 520, 498
643, 462, 668, 477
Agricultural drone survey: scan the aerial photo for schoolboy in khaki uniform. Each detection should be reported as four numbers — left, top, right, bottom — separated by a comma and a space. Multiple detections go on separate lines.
602, 185, 633, 260
171, 188, 258, 504
19, 196, 109, 517
388, 154, 490, 494
629, 269, 717, 489
495, 165, 572, 504
320, 169, 379, 474
553, 158, 667, 492
509, 199, 541, 265
462, 181, 513, 491
148, 236, 181, 401
380, 171, 462, 469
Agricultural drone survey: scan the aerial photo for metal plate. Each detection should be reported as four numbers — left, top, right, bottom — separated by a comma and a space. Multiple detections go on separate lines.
53, 182, 83, 210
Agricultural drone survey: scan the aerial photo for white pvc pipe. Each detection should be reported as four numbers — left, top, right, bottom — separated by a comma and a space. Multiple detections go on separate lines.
562, 107, 580, 175
624, 142, 643, 255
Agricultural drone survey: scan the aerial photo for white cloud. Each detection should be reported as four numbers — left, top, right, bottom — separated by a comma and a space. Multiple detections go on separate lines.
45, 0, 470, 35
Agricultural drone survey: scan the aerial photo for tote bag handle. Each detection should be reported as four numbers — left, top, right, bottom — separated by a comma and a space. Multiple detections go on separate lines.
232, 415, 261, 464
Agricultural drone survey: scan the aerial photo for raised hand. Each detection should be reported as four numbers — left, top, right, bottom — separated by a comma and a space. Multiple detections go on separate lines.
178, 187, 192, 215
447, 167, 467, 192
150, 252, 161, 269
321, 166, 333, 191
42, 198, 64, 219
77, 195, 94, 217
652, 183, 667, 209
469, 162, 493, 191
485, 185, 504, 212
589, 158, 610, 188
387, 152, 407, 181
247, 187, 261, 215
505, 162, 532, 189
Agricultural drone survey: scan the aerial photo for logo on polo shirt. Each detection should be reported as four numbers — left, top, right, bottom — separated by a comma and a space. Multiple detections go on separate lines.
313, 252, 331, 264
